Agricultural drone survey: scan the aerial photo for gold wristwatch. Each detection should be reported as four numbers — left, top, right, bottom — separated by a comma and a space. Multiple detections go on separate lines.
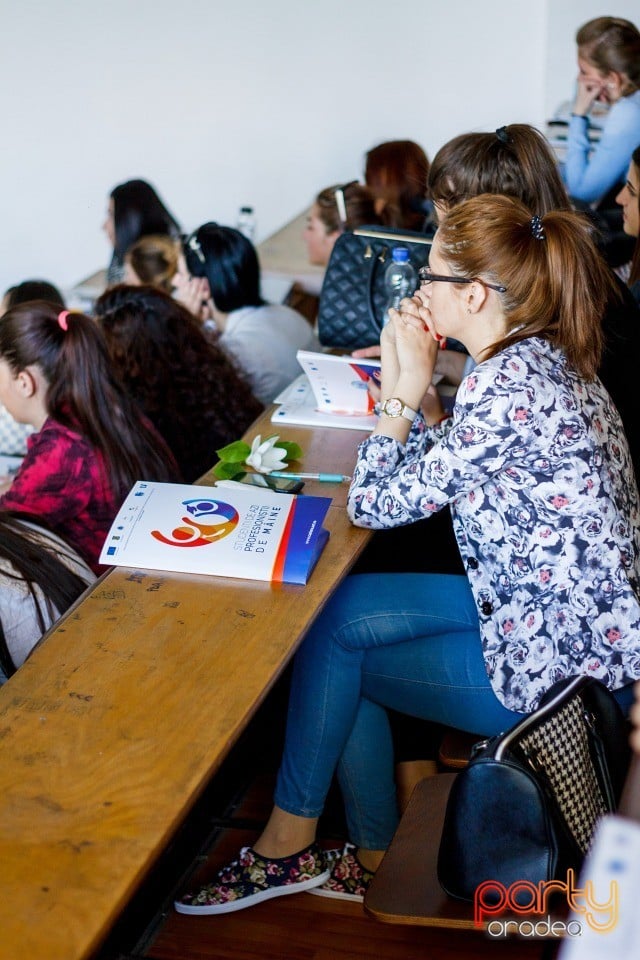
380, 397, 419, 423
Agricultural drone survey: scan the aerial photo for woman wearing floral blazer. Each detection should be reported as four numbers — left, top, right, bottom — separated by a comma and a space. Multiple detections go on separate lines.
175, 195, 640, 916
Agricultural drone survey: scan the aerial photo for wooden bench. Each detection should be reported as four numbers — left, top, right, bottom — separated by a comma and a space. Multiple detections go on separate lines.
438, 729, 482, 769
364, 774, 474, 928
366, 754, 640, 933
0, 412, 371, 960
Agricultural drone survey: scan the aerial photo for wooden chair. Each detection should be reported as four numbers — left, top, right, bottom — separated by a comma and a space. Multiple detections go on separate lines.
364, 773, 476, 928
366, 753, 640, 933
437, 729, 483, 770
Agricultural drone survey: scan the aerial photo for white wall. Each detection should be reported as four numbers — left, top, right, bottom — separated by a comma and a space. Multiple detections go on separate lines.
0, 0, 635, 298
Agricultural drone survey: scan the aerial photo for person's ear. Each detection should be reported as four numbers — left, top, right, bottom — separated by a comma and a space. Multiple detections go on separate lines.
16, 369, 37, 398
605, 71, 624, 95
466, 280, 489, 314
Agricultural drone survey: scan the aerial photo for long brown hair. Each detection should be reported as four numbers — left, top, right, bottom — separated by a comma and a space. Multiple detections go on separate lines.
0, 302, 178, 497
428, 125, 571, 216
365, 140, 430, 231
437, 195, 616, 379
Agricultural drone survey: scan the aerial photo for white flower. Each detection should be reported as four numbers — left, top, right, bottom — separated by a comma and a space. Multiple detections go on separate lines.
245, 434, 288, 474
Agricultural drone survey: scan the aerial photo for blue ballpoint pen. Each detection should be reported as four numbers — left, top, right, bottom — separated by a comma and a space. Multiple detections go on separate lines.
270, 471, 351, 483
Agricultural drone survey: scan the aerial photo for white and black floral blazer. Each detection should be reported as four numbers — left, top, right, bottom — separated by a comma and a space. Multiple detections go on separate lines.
348, 337, 640, 712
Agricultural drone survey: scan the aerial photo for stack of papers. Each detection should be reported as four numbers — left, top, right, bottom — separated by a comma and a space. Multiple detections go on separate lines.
271, 351, 380, 431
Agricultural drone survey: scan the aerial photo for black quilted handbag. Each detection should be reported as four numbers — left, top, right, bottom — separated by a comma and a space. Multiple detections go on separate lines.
437, 676, 631, 902
317, 225, 432, 351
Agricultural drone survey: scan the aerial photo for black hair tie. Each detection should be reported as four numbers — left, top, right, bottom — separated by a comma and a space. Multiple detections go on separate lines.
530, 215, 545, 240
495, 126, 512, 144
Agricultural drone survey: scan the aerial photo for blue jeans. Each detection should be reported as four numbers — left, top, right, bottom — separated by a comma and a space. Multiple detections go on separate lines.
273, 572, 637, 850
273, 573, 527, 850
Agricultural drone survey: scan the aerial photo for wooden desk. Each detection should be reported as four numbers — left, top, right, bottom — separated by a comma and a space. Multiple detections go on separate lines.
257, 210, 325, 296
0, 412, 369, 960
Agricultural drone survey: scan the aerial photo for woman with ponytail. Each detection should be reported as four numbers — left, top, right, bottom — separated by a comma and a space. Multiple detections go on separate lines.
0, 303, 179, 572
176, 195, 640, 915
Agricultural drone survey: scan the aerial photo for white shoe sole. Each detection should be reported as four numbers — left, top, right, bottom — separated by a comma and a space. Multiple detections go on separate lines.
174, 868, 331, 915
307, 885, 364, 903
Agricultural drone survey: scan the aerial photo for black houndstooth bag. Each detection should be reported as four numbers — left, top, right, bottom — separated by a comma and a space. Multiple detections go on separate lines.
437, 676, 630, 902
317, 226, 432, 351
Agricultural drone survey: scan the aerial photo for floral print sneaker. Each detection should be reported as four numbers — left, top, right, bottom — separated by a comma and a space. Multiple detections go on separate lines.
307, 842, 374, 902
174, 843, 330, 915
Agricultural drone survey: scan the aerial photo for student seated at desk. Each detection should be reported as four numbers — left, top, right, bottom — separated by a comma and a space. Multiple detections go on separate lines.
175, 196, 640, 916
356, 125, 579, 413
174, 224, 318, 405
104, 179, 181, 287
303, 181, 381, 268
563, 17, 640, 208
0, 302, 179, 573
94, 284, 263, 483
0, 280, 66, 459
425, 122, 640, 482
0, 512, 94, 684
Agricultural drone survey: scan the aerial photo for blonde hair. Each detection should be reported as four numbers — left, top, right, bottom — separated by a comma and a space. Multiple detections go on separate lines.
125, 234, 179, 292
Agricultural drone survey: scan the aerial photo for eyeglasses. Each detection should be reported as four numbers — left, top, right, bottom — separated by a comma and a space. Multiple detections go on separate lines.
419, 268, 506, 294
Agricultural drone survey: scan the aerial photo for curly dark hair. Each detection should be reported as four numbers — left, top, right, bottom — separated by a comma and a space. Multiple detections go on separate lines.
94, 285, 264, 482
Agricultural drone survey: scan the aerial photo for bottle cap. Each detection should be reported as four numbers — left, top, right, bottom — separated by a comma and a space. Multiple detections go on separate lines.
240, 206, 254, 214
391, 246, 410, 261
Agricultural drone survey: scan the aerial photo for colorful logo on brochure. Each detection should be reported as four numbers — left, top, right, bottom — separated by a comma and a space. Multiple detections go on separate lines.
151, 498, 239, 548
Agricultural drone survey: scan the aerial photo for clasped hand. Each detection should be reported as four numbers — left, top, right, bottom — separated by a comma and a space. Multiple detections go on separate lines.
378, 293, 447, 425
382, 292, 439, 387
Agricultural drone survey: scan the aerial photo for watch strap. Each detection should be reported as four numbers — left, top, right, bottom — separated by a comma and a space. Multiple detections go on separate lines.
381, 397, 419, 423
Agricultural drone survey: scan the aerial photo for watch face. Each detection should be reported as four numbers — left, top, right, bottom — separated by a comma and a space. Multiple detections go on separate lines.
384, 398, 403, 417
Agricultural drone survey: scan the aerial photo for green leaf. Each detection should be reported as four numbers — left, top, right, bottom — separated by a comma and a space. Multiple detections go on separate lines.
215, 440, 251, 463
275, 441, 303, 461
212, 460, 245, 480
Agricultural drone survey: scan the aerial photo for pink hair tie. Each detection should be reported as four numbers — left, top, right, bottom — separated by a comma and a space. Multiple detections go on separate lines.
57, 310, 70, 331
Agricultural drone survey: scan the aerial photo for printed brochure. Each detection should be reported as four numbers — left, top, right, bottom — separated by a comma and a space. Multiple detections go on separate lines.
100, 481, 331, 585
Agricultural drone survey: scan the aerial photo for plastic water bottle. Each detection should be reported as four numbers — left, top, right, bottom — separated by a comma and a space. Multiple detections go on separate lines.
236, 206, 256, 242
383, 246, 417, 325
